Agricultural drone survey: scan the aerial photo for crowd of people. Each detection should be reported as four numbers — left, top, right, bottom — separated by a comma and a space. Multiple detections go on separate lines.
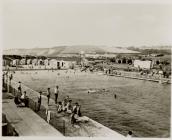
3, 71, 27, 107
37, 85, 85, 125
9, 74, 85, 126
56, 96, 83, 125
14, 82, 29, 107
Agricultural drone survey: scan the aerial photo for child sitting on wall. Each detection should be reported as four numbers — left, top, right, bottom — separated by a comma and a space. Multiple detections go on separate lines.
14, 94, 25, 107
57, 102, 63, 113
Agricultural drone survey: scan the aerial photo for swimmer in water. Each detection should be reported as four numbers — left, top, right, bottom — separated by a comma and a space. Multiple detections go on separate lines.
126, 131, 133, 137
114, 94, 117, 99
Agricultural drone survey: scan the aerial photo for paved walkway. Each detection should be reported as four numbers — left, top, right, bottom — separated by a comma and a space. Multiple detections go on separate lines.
2, 97, 64, 136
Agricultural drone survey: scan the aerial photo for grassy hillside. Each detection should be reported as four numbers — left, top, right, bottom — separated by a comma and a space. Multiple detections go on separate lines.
127, 46, 171, 55
3, 45, 139, 56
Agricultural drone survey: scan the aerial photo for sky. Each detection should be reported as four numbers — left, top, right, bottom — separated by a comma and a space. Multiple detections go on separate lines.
2, 0, 172, 49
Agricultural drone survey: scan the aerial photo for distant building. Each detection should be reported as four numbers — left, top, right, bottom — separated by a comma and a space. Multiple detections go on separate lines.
45, 59, 76, 69
27, 59, 32, 65
44, 59, 50, 66
150, 54, 164, 57
81, 58, 89, 67
85, 54, 100, 59
69, 61, 76, 69
57, 60, 76, 69
3, 57, 13, 66
12, 59, 20, 66
20, 58, 26, 65
38, 59, 44, 65
49, 59, 58, 69
102, 54, 116, 58
134, 60, 152, 69
32, 59, 38, 66
56, 60, 64, 69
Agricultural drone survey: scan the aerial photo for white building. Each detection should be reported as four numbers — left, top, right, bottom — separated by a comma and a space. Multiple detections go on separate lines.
27, 59, 32, 65
49, 59, 58, 68
133, 60, 152, 69
44, 59, 50, 66
20, 58, 26, 65
44, 58, 76, 69
12, 59, 20, 66
32, 59, 38, 66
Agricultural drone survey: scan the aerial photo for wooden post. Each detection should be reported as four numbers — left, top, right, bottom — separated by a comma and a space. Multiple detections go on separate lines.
9, 79, 11, 93
35, 102, 37, 112
5, 74, 8, 92
7, 76, 9, 93
14, 88, 16, 96
63, 120, 65, 136
3, 74, 5, 89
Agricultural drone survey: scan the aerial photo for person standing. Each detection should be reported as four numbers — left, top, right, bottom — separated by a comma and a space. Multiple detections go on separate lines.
9, 73, 13, 91
18, 81, 22, 96
9, 73, 13, 81
54, 86, 59, 104
37, 91, 42, 111
47, 88, 51, 105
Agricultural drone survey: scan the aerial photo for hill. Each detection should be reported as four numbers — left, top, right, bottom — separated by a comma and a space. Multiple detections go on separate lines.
3, 46, 140, 57
127, 46, 171, 55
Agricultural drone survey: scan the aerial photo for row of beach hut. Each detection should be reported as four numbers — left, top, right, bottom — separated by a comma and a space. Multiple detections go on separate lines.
3, 57, 76, 69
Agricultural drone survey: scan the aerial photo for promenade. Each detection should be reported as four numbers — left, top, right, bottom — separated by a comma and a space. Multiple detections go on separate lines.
2, 92, 64, 136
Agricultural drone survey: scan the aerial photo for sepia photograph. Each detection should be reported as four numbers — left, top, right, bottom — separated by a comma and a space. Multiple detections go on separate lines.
1, 0, 171, 138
